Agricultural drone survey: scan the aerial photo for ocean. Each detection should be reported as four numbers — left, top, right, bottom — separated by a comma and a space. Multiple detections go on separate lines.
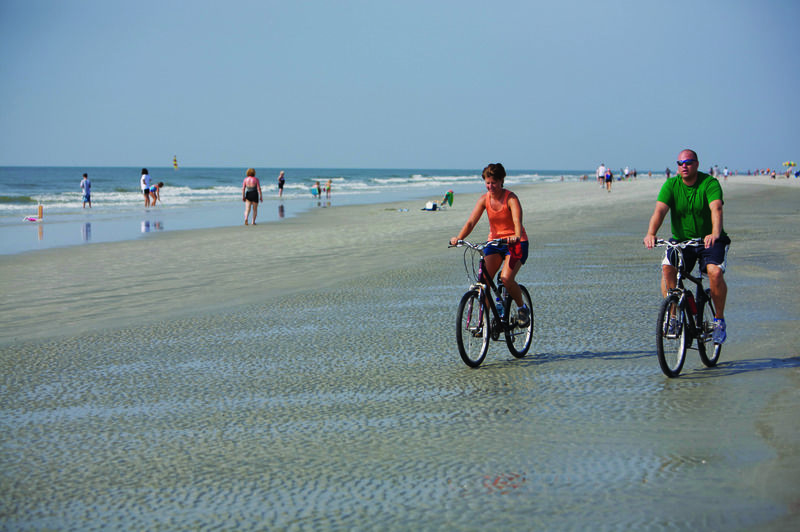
0, 166, 590, 254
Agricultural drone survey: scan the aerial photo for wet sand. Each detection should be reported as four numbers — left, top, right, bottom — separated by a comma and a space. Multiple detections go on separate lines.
1, 177, 799, 530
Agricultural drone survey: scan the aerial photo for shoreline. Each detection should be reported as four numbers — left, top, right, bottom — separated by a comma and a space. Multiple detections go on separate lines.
1, 175, 797, 346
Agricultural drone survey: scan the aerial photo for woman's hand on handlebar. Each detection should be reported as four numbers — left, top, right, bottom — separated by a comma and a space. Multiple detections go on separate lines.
449, 237, 460, 246
643, 234, 657, 249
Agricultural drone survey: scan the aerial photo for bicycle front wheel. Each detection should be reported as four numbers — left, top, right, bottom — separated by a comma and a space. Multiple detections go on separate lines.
504, 284, 533, 358
656, 293, 688, 377
456, 289, 490, 368
697, 288, 722, 367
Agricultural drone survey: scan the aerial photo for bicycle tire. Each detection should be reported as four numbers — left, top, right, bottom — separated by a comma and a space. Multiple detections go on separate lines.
697, 288, 722, 367
656, 293, 688, 377
456, 289, 490, 368
504, 284, 533, 358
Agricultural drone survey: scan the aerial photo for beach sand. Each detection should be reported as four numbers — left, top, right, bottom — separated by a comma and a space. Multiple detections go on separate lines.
1, 176, 799, 529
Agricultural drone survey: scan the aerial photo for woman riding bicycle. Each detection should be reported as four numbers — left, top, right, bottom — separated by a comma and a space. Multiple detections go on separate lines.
450, 163, 530, 326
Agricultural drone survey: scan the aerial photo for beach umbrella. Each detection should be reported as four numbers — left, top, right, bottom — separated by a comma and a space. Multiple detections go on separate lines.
783, 161, 797, 167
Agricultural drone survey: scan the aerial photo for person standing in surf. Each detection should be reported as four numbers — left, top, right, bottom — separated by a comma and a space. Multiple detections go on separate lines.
80, 173, 91, 208
140, 169, 151, 207
242, 168, 262, 225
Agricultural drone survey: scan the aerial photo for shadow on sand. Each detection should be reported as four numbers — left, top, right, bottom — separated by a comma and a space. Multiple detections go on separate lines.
473, 351, 800, 378
474, 349, 653, 369
678, 355, 800, 379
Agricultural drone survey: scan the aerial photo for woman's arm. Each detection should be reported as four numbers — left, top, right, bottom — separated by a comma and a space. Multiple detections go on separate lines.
508, 193, 523, 244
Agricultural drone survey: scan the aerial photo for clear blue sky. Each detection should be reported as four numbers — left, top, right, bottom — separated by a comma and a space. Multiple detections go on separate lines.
1, 0, 797, 170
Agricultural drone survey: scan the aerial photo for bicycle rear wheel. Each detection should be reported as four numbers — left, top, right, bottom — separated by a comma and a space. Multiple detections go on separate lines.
456, 289, 490, 368
656, 293, 688, 377
504, 284, 533, 358
697, 288, 722, 367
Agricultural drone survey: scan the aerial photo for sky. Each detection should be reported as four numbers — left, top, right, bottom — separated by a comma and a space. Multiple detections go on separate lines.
1, 0, 797, 171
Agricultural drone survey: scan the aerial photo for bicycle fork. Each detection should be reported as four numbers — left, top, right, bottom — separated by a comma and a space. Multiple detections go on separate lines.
466, 285, 487, 337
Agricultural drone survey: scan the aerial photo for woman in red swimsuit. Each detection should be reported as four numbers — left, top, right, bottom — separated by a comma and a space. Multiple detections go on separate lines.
450, 163, 530, 325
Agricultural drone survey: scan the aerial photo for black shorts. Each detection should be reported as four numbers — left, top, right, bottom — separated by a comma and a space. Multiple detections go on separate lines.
245, 189, 259, 202
665, 236, 731, 274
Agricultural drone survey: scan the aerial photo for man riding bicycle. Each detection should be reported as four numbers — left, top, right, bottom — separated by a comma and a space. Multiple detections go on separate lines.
643, 149, 730, 344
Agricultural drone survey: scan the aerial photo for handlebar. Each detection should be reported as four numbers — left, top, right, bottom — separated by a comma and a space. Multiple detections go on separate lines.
449, 238, 508, 250
654, 238, 703, 249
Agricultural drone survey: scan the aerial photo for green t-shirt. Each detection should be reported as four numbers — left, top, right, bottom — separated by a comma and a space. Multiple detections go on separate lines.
657, 172, 726, 240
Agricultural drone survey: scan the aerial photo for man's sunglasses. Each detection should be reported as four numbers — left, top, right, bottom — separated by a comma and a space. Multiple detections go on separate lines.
677, 159, 697, 167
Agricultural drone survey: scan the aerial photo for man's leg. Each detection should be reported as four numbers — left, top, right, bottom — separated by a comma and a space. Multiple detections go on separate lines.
661, 264, 677, 298
706, 264, 727, 319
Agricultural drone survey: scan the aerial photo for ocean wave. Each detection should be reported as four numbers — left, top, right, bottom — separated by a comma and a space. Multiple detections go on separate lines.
0, 167, 590, 220
0, 195, 38, 204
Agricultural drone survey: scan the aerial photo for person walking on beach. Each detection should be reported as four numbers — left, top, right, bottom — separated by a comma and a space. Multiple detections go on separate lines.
325, 178, 332, 199
140, 169, 151, 207
597, 163, 606, 187
605, 168, 613, 192
278, 170, 285, 198
450, 163, 531, 327
80, 173, 91, 208
643, 149, 730, 344
242, 168, 262, 225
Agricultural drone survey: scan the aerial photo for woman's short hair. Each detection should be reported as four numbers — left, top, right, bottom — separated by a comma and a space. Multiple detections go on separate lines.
246, 168, 256, 177
482, 163, 506, 182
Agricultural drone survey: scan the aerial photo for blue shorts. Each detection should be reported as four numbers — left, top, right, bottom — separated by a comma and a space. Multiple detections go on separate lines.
663, 236, 731, 274
484, 241, 529, 269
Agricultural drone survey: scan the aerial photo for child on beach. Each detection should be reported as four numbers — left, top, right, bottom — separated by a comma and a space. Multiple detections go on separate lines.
149, 182, 164, 206
80, 173, 91, 208
450, 163, 530, 326
140, 169, 151, 207
278, 171, 285, 198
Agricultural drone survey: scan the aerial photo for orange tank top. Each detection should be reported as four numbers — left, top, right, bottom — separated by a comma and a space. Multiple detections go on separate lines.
486, 190, 527, 241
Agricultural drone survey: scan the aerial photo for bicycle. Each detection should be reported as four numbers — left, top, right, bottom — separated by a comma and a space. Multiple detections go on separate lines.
653, 238, 722, 377
450, 239, 534, 368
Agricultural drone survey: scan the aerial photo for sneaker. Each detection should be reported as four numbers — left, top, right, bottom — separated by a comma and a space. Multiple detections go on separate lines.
516, 306, 530, 328
713, 318, 727, 344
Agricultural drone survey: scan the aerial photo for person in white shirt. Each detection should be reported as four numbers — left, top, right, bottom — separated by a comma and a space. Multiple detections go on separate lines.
140, 168, 151, 207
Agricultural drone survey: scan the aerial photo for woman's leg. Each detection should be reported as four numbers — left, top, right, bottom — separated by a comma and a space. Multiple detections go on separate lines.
500, 255, 524, 307
482, 253, 504, 308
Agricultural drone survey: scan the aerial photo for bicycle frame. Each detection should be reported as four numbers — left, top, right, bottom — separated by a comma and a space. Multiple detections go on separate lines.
465, 242, 513, 335
662, 239, 713, 341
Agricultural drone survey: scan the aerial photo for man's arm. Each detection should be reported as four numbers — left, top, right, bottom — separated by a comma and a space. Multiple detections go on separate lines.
643, 201, 670, 248
705, 199, 723, 248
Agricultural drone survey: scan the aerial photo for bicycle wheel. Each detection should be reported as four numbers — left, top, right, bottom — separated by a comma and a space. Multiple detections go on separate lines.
504, 284, 533, 358
656, 293, 688, 377
697, 288, 722, 367
456, 289, 490, 368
